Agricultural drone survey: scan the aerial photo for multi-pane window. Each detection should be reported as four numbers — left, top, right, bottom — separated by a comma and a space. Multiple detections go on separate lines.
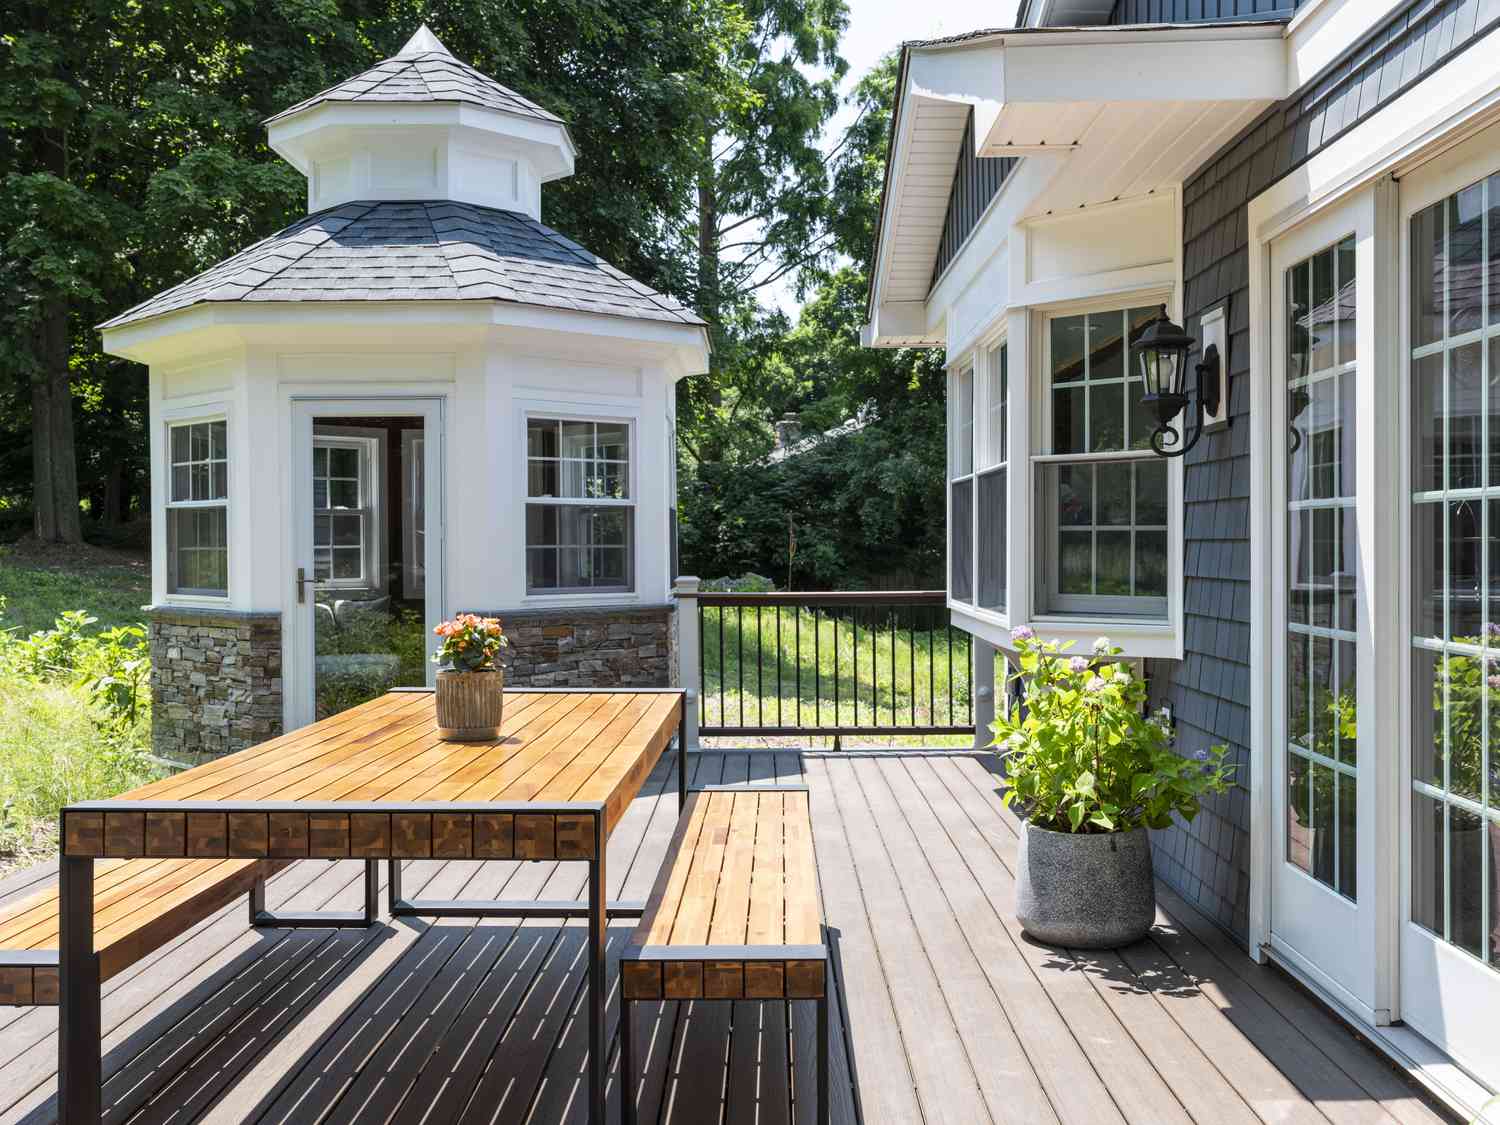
1035, 306, 1168, 616
166, 420, 228, 596
526, 418, 634, 592
1409, 172, 1500, 965
1285, 236, 1359, 902
312, 438, 376, 588
977, 343, 1007, 611
949, 367, 975, 603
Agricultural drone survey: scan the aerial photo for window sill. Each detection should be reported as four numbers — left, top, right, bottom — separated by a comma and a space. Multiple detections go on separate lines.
522, 591, 640, 610
952, 604, 1181, 661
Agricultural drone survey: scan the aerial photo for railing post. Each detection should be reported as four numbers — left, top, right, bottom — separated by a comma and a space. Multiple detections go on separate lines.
972, 636, 996, 751
672, 576, 701, 750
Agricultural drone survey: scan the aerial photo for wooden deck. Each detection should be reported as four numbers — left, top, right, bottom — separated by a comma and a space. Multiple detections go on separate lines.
0, 751, 1450, 1124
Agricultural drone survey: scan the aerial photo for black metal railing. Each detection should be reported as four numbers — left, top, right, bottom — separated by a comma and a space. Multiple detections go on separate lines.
692, 591, 973, 739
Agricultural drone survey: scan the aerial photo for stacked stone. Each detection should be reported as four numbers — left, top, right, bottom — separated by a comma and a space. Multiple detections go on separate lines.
493, 606, 673, 688
148, 608, 282, 761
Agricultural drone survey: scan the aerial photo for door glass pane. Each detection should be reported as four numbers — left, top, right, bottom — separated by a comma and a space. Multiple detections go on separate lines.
312, 417, 429, 721
1285, 236, 1359, 901
1408, 170, 1500, 969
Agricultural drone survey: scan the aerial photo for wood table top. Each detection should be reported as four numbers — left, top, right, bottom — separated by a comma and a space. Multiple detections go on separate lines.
61, 689, 684, 863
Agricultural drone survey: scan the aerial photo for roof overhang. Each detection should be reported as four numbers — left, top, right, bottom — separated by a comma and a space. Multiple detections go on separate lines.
866, 21, 1286, 346
100, 300, 709, 379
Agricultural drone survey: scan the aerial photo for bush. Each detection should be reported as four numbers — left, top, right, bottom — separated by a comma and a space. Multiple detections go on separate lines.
702, 573, 777, 593
994, 630, 1233, 834
0, 599, 157, 864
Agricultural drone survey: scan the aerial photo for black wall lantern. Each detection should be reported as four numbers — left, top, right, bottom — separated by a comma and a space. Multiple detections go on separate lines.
1136, 304, 1225, 458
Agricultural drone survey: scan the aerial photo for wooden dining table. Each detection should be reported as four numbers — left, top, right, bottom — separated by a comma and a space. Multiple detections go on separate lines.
55, 686, 687, 1125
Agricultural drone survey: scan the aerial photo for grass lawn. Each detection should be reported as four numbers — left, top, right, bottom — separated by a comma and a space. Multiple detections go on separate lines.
698, 603, 993, 749
0, 539, 151, 636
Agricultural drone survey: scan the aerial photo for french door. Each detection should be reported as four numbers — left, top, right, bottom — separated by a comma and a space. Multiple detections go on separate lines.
288, 397, 445, 729
1397, 142, 1500, 1087
1268, 193, 1384, 1018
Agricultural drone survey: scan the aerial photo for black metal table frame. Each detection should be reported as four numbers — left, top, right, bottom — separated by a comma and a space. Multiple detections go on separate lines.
55, 700, 688, 1125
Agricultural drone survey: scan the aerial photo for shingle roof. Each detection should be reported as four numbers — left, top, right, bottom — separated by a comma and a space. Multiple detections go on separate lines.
97, 201, 703, 330
264, 26, 562, 127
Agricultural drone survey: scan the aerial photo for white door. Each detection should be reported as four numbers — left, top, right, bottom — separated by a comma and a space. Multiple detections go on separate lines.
288, 397, 445, 728
1268, 193, 1383, 1016
1397, 139, 1500, 1088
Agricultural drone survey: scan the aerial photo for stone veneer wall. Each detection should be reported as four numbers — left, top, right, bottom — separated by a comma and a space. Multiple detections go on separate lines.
148, 607, 283, 761
484, 604, 675, 688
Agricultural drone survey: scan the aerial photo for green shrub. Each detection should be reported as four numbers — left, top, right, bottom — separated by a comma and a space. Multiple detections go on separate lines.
0, 601, 158, 863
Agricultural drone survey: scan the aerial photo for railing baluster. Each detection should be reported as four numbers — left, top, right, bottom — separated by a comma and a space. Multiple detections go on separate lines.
756, 604, 763, 731
685, 592, 972, 741
776, 604, 783, 731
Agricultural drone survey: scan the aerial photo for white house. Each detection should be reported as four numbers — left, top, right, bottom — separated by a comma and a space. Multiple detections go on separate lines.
865, 0, 1500, 1114
99, 27, 709, 757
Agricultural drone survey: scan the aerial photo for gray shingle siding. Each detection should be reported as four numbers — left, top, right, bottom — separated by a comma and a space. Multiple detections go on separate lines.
99, 201, 702, 331
1148, 0, 1499, 942
1109, 0, 1301, 22
931, 113, 1016, 289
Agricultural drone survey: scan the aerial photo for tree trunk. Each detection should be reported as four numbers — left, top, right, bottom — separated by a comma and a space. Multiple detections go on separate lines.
696, 128, 719, 325
102, 459, 124, 526
31, 294, 82, 544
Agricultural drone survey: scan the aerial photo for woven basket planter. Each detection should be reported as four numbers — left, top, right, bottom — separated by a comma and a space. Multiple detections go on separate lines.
436, 668, 504, 741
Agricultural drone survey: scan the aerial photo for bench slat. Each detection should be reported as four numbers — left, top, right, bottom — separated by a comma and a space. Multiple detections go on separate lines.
0, 856, 282, 998
624, 790, 824, 1002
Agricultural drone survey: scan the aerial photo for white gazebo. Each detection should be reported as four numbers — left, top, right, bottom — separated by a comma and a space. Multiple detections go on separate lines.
100, 27, 709, 758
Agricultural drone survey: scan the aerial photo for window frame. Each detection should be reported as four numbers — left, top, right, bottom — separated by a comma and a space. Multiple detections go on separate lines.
523, 412, 637, 596
163, 413, 230, 600
311, 427, 385, 594
948, 363, 976, 605
1033, 297, 1176, 623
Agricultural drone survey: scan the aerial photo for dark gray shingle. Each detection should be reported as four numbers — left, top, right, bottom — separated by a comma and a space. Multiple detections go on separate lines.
98, 201, 703, 331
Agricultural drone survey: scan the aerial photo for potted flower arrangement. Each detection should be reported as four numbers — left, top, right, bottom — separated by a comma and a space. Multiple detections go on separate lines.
432, 613, 508, 741
995, 628, 1234, 948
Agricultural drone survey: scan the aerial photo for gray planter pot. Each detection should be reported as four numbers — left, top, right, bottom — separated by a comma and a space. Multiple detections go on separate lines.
1015, 821, 1155, 948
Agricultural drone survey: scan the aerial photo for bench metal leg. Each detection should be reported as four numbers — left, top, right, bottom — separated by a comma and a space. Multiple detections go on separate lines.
620, 997, 635, 1125
817, 994, 830, 1125
250, 860, 380, 927
59, 853, 100, 1124
588, 812, 608, 1125
677, 707, 688, 814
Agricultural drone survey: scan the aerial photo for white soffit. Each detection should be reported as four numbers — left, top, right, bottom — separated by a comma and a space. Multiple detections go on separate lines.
904, 22, 1285, 220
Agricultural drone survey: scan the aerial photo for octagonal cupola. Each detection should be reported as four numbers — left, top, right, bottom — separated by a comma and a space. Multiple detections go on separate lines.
265, 26, 575, 220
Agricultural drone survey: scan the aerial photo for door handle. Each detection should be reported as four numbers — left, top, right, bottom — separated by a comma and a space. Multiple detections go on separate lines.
296, 566, 317, 604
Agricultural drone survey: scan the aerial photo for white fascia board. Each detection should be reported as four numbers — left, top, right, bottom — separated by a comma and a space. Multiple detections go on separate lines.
862, 301, 939, 348
906, 44, 1006, 162
101, 300, 705, 373
268, 101, 576, 180
909, 25, 1283, 158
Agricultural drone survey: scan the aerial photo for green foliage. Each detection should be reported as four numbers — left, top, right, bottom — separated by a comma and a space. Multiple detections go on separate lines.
433, 613, 508, 672
0, 601, 157, 863
313, 603, 427, 718
994, 631, 1234, 834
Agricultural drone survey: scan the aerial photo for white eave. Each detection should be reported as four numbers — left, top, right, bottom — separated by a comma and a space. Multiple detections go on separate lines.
866, 20, 1286, 347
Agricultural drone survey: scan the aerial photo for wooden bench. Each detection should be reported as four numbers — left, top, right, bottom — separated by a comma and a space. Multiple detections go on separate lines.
619, 784, 829, 1125
0, 852, 379, 1009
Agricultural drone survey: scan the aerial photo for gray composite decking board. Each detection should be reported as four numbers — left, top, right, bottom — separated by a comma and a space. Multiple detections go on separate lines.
905, 752, 1217, 1125
940, 754, 1447, 1125
0, 750, 1454, 1125
817, 756, 993, 1125
1151, 882, 1447, 1125
876, 754, 1159, 1124
837, 755, 1065, 1124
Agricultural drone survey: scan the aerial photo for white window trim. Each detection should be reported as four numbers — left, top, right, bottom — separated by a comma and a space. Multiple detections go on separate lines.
1032, 295, 1179, 624
401, 428, 426, 597
312, 426, 386, 595
162, 411, 230, 602
522, 411, 638, 597
948, 363, 977, 608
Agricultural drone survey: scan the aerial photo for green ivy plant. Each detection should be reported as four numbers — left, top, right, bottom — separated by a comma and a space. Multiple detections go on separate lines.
994, 629, 1235, 834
